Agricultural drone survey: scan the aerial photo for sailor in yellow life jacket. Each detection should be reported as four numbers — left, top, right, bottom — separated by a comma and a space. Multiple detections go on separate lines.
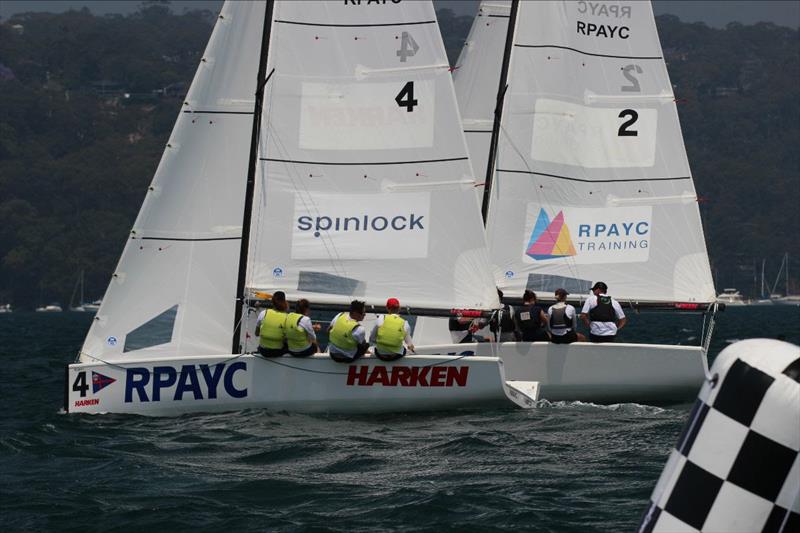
255, 290, 289, 357
370, 297, 415, 361
285, 298, 320, 357
328, 300, 369, 363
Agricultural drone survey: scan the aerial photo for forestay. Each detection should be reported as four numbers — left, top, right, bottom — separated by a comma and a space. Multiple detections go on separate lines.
247, 1, 499, 310
483, 0, 716, 303
79, 2, 265, 362
453, 1, 511, 201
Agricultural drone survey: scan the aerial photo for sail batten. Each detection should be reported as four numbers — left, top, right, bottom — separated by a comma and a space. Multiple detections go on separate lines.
460, 0, 715, 304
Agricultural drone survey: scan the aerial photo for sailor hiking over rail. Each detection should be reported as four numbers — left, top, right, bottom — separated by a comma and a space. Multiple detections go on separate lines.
370, 298, 415, 361
328, 300, 370, 364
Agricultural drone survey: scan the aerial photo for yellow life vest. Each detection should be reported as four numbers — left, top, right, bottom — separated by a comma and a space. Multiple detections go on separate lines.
285, 312, 310, 351
376, 314, 406, 354
259, 308, 287, 349
329, 314, 358, 351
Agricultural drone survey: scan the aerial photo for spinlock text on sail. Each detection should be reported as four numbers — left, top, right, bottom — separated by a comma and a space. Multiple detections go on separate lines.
297, 213, 425, 234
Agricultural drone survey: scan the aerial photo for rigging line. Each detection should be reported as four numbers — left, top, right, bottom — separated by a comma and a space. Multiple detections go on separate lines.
487, 14, 511, 18
256, 353, 475, 374
182, 110, 254, 115
274, 19, 436, 28
259, 156, 469, 166
75, 351, 249, 373
140, 236, 241, 242
464, 129, 492, 133
496, 169, 693, 184
514, 44, 662, 60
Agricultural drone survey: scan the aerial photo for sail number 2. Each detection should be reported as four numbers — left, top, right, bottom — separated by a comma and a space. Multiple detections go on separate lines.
618, 109, 638, 136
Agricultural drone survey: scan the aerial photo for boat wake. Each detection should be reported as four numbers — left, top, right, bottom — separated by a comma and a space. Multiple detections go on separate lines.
533, 399, 668, 415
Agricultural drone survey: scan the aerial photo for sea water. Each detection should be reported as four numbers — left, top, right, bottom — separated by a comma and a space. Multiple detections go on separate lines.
1, 307, 798, 531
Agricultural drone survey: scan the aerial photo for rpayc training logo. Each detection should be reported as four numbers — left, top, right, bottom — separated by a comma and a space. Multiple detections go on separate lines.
523, 205, 652, 265
525, 209, 576, 261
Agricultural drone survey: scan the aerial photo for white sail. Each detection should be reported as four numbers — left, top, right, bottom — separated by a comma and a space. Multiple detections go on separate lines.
79, 2, 265, 362
453, 1, 511, 200
246, 1, 499, 310
484, 0, 715, 303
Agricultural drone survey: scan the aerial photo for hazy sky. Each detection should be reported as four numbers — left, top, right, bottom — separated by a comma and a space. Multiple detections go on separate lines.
1, 0, 799, 29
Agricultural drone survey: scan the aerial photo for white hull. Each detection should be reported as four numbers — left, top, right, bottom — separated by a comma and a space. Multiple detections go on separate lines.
66, 342, 706, 416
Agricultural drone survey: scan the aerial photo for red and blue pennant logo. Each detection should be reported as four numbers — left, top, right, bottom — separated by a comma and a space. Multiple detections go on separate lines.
92, 371, 116, 393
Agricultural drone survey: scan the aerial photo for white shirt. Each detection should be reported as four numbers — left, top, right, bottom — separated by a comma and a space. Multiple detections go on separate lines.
547, 303, 577, 336
581, 294, 625, 336
369, 314, 412, 354
328, 312, 366, 357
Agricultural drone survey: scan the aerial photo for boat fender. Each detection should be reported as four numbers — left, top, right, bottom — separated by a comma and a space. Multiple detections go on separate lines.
638, 339, 800, 533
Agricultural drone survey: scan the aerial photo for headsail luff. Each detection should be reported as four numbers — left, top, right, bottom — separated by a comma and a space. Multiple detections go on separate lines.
477, 0, 715, 303
79, 2, 266, 362
452, 1, 512, 203
246, 1, 500, 311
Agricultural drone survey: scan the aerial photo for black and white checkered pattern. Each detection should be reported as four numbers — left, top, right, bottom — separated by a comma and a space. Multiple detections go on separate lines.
639, 339, 800, 533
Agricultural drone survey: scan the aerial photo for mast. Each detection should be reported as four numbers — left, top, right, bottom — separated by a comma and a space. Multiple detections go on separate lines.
232, 0, 274, 353
481, 0, 519, 222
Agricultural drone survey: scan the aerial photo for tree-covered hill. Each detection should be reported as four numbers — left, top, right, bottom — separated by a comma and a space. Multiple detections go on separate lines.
0, 4, 797, 308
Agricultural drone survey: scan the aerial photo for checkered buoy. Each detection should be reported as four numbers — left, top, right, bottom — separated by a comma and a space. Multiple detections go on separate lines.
638, 338, 800, 533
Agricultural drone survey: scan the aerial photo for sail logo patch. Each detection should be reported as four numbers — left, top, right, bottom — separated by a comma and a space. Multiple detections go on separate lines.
291, 192, 430, 260
525, 209, 577, 260
523, 205, 652, 264
92, 371, 116, 393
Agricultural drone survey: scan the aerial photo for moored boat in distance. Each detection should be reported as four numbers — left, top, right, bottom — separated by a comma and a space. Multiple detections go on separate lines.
36, 304, 63, 312
0, 303, 12, 313
716, 288, 749, 306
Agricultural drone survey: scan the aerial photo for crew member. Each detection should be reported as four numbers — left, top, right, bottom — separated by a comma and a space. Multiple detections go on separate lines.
548, 288, 586, 344
580, 281, 626, 343
370, 297, 415, 361
285, 298, 320, 357
328, 300, 370, 363
514, 290, 550, 342
255, 291, 289, 357
490, 288, 518, 342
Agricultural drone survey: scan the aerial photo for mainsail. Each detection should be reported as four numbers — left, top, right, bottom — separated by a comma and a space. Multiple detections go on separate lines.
476, 0, 716, 303
80, 2, 265, 361
452, 1, 511, 201
246, 1, 499, 310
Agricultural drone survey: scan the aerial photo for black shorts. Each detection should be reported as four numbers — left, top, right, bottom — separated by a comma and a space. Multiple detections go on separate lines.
375, 347, 406, 361
521, 330, 550, 342
551, 330, 577, 344
329, 344, 368, 363
289, 345, 316, 357
589, 334, 616, 343
258, 346, 288, 357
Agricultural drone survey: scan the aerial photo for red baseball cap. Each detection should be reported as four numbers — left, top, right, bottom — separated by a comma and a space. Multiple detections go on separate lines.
386, 297, 400, 308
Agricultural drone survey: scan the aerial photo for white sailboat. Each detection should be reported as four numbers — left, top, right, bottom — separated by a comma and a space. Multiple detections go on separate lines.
68, 269, 95, 312
447, 0, 717, 388
67, 0, 514, 415
770, 253, 800, 306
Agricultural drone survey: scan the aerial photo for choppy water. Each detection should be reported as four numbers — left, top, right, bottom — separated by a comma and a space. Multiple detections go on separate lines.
1, 307, 798, 531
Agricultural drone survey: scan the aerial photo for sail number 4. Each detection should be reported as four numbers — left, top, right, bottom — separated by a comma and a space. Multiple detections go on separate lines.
396, 81, 418, 112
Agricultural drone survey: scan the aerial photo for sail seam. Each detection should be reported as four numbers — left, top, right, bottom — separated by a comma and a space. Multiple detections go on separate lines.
274, 19, 436, 28
260, 157, 468, 166
497, 169, 692, 183
514, 44, 662, 60
182, 110, 254, 115
464, 129, 492, 133
140, 237, 241, 242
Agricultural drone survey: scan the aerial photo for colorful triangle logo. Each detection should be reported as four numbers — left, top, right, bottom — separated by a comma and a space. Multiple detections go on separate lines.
92, 371, 116, 393
526, 209, 576, 261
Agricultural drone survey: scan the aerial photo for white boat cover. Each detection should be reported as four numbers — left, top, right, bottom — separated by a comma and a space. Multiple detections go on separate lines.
478, 0, 715, 303
247, 1, 499, 310
80, 2, 265, 361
